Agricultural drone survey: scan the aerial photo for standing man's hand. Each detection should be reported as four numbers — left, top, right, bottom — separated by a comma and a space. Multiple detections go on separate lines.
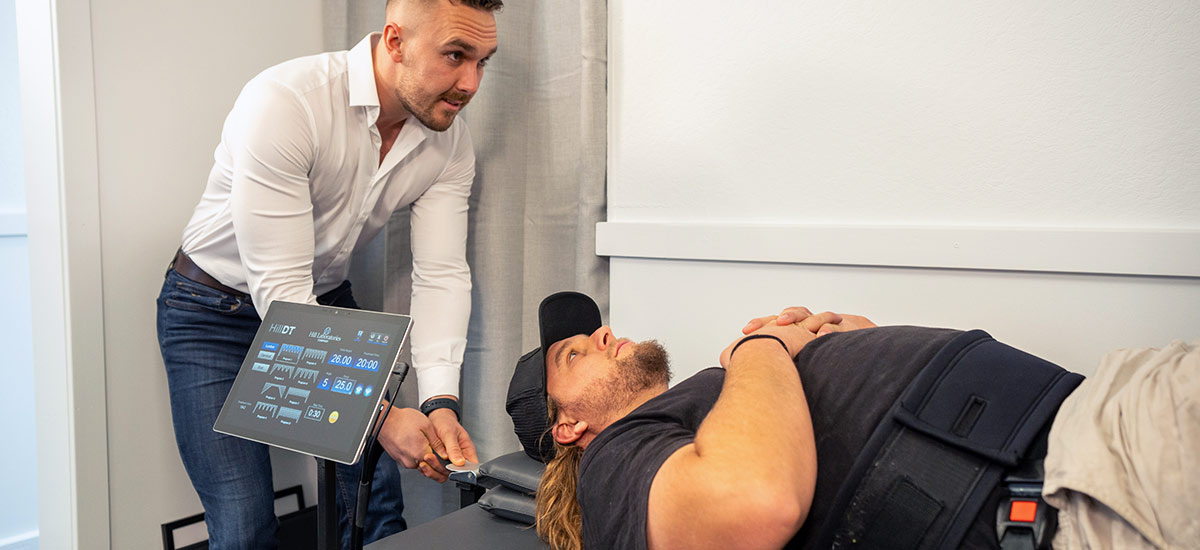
377, 407, 441, 479
375, 401, 479, 483
425, 407, 478, 469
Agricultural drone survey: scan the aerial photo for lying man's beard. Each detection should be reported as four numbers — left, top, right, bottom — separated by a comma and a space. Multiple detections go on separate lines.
618, 339, 671, 391
572, 340, 672, 423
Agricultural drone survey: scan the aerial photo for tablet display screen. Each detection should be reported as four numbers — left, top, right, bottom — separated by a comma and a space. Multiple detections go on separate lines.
213, 301, 412, 464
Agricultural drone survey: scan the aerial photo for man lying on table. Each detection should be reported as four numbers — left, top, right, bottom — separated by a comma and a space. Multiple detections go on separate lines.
504, 292, 1198, 550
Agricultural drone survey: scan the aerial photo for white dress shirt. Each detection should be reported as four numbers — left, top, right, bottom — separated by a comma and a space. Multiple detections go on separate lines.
181, 33, 473, 402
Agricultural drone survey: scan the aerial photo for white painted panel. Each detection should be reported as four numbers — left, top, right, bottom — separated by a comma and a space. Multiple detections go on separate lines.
609, 257, 1200, 385
21, 0, 111, 546
597, 222, 1200, 278
609, 1, 1200, 228
86, 1, 324, 548
0, 213, 26, 237
0, 531, 38, 550
19, 0, 73, 544
0, 237, 36, 545
0, 0, 22, 213
0, 2, 33, 540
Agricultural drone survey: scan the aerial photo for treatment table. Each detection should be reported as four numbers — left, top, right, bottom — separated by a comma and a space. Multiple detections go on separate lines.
367, 451, 550, 550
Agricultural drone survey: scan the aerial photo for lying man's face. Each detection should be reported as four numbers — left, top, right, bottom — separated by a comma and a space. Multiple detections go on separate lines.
544, 326, 670, 447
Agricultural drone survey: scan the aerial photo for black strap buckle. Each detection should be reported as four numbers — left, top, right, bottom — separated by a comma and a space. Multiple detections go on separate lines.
995, 477, 1056, 550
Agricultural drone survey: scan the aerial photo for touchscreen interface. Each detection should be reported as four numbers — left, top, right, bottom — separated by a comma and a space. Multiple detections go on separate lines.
213, 301, 412, 464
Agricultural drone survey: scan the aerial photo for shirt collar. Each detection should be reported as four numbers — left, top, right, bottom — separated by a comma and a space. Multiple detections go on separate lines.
348, 33, 381, 110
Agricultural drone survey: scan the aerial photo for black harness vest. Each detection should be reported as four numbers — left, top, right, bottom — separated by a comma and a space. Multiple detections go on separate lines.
809, 329, 1084, 550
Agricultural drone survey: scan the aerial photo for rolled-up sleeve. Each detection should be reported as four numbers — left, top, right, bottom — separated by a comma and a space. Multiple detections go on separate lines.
408, 124, 474, 403
226, 79, 320, 315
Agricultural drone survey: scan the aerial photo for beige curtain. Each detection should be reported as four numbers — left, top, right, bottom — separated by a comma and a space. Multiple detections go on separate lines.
333, 1, 609, 524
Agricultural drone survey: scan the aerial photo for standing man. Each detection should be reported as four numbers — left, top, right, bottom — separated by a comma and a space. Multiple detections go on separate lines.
156, 1, 501, 548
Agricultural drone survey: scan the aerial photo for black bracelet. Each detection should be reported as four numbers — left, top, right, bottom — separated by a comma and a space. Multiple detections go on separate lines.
420, 397, 461, 420
730, 334, 791, 361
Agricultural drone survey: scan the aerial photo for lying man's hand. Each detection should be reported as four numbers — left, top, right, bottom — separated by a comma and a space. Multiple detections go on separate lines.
741, 306, 877, 339
740, 306, 826, 335
816, 314, 877, 336
722, 309, 842, 367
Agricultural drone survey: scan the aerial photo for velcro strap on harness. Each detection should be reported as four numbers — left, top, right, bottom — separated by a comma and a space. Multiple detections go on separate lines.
823, 330, 1083, 550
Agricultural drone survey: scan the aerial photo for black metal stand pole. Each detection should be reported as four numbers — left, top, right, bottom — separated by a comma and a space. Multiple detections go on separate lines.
317, 458, 339, 550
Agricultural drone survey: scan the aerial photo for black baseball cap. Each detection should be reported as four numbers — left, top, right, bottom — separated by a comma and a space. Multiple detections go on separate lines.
505, 291, 603, 462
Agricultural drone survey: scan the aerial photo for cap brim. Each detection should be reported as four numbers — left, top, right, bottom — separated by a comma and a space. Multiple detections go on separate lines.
538, 291, 603, 355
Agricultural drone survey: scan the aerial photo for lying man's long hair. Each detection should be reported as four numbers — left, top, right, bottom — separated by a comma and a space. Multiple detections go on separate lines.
532, 340, 672, 550
535, 399, 584, 550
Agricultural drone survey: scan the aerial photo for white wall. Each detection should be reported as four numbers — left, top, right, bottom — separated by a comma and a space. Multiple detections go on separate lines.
86, 1, 322, 548
609, 1, 1200, 227
14, 2, 326, 547
606, 1, 1200, 382
0, 1, 20, 206
1, 1, 37, 547
0, 237, 36, 550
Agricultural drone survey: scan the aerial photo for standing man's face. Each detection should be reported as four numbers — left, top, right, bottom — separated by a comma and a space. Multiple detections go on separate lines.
386, 2, 498, 131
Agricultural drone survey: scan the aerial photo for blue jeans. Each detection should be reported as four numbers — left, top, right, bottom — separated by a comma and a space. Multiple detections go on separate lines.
157, 268, 407, 550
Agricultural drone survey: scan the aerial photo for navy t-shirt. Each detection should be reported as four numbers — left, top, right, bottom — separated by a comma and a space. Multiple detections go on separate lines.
576, 367, 726, 550
575, 326, 970, 550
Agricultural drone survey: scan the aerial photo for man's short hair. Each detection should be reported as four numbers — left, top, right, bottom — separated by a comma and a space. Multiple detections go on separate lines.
387, 0, 504, 12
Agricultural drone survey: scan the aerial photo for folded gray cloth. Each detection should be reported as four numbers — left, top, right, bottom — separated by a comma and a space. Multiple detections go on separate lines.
459, 451, 545, 525
478, 485, 538, 525
479, 451, 546, 494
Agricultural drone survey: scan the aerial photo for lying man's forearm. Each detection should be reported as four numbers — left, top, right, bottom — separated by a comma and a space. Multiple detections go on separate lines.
645, 313, 830, 549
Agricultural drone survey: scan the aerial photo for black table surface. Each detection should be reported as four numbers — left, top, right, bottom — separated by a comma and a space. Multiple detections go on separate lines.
366, 504, 549, 550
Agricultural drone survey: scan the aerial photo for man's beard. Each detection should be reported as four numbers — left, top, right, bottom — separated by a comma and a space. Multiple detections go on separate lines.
572, 340, 671, 423
395, 86, 470, 132
616, 340, 671, 392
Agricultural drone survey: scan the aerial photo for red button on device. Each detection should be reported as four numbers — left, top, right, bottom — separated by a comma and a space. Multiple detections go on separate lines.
1009, 500, 1038, 523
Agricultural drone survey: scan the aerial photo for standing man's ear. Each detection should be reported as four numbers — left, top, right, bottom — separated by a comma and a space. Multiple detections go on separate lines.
382, 23, 405, 63
552, 420, 588, 446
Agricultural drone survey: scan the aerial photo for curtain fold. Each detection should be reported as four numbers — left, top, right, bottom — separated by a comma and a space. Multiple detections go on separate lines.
333, 0, 608, 524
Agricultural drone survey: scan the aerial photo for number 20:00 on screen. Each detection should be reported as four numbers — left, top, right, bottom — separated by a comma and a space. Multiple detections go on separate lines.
326, 353, 381, 372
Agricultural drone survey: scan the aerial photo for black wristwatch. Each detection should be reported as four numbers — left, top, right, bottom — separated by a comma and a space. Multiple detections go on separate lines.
420, 397, 461, 420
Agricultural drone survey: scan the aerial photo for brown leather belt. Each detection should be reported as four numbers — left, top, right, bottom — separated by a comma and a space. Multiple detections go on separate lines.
170, 249, 249, 298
